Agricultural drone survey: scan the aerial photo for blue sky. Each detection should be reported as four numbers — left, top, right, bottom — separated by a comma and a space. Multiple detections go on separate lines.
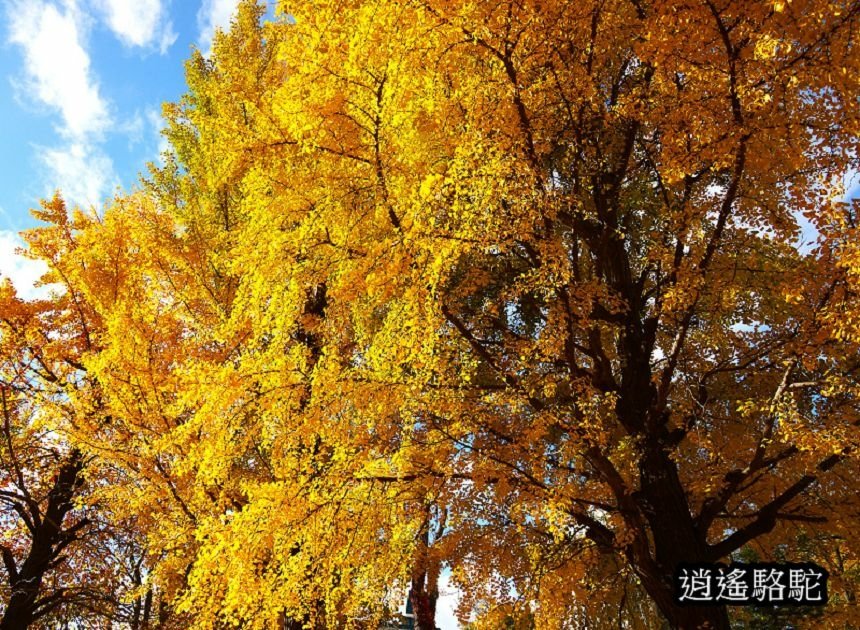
0, 0, 242, 233
0, 4, 465, 626
0, 0, 251, 299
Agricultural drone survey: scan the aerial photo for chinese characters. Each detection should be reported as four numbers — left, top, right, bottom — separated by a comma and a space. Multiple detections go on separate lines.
675, 563, 827, 606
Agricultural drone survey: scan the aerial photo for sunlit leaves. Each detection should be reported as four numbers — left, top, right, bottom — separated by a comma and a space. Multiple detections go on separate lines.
7, 0, 859, 627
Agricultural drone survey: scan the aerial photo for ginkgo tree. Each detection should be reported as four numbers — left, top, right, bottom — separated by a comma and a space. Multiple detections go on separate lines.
0, 196, 167, 629
0, 278, 92, 629
7, 0, 860, 628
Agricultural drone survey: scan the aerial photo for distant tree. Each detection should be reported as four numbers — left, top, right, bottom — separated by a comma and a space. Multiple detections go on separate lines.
0, 199, 167, 629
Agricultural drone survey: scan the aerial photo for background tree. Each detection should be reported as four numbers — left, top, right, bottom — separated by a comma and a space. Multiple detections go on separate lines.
0, 197, 173, 629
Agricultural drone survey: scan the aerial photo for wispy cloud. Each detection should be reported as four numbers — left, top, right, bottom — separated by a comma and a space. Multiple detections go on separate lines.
95, 0, 177, 54
38, 142, 118, 209
197, 0, 239, 56
119, 110, 146, 148
0, 205, 14, 232
7, 0, 110, 139
6, 0, 117, 209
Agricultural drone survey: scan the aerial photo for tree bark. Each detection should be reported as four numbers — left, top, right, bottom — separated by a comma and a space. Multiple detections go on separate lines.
409, 571, 438, 630
410, 506, 439, 630
632, 445, 731, 630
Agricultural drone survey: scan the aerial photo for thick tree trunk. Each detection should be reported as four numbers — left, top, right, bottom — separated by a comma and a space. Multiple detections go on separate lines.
633, 447, 731, 630
601, 282, 734, 629
410, 571, 438, 630
637, 571, 730, 630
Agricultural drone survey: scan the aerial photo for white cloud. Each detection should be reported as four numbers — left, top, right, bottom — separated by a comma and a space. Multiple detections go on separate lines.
0, 231, 52, 301
94, 0, 177, 53
117, 110, 146, 148
7, 0, 110, 140
158, 23, 179, 54
38, 142, 118, 210
197, 0, 239, 56
6, 0, 118, 209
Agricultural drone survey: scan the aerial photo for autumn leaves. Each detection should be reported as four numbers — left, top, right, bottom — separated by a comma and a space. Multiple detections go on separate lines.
3, 0, 860, 628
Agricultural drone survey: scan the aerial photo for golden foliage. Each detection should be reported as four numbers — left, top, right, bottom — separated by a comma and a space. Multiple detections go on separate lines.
7, 0, 860, 627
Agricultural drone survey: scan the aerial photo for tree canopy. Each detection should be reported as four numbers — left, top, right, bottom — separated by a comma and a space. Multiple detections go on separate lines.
3, 0, 860, 628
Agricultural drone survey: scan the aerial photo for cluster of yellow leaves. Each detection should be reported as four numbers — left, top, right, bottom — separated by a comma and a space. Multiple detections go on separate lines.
8, 0, 860, 627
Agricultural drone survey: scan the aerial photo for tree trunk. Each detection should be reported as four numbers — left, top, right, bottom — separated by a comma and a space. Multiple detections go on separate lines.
410, 571, 438, 630
409, 503, 441, 630
141, 588, 153, 628
633, 446, 731, 630
636, 567, 730, 630
0, 451, 84, 630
